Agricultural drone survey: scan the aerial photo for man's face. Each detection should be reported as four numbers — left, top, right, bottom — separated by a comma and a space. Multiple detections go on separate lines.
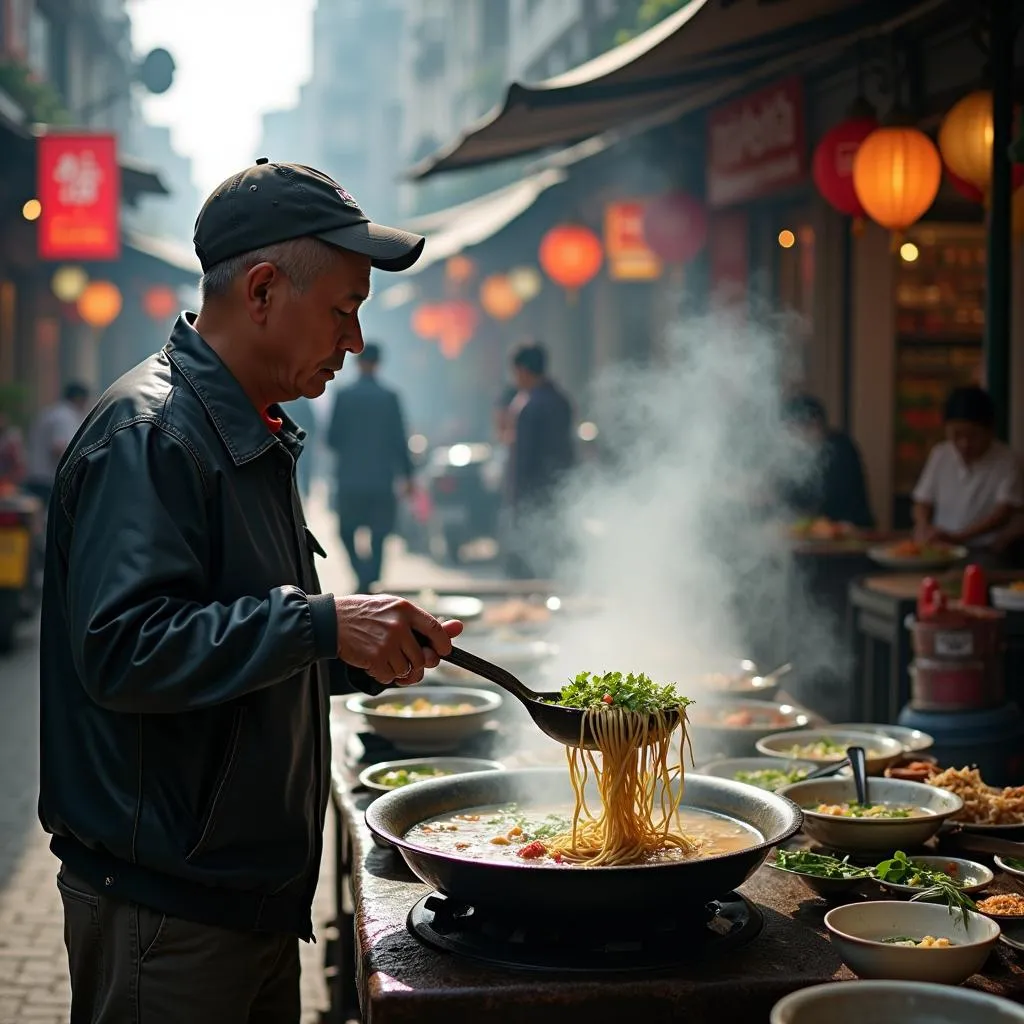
256, 248, 371, 401
946, 419, 992, 464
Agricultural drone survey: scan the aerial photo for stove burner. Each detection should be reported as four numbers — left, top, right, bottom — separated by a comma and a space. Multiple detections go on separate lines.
407, 891, 763, 973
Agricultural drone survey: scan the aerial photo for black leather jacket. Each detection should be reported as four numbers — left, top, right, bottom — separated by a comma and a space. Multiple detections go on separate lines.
38, 314, 381, 938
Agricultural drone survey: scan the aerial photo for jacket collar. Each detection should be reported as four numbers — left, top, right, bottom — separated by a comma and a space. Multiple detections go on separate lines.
165, 313, 301, 466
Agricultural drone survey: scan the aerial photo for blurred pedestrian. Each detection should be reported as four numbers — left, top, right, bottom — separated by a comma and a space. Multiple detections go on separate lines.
37, 160, 462, 1024
327, 342, 414, 593
282, 396, 318, 502
0, 406, 25, 487
24, 382, 89, 505
503, 341, 575, 578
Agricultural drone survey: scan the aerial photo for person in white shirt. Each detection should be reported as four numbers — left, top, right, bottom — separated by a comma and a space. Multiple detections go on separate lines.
913, 386, 1024, 554
25, 382, 90, 504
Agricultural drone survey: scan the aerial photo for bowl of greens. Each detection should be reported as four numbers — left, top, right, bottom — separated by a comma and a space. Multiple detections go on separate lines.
876, 852, 992, 898
757, 729, 903, 775
994, 854, 1024, 882
358, 757, 506, 794
771, 848, 873, 898
701, 757, 821, 793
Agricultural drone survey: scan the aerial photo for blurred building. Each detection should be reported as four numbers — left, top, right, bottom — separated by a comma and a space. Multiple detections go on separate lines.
126, 121, 201, 247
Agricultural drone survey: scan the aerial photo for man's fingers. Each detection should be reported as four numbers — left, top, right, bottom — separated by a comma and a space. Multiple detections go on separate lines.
442, 619, 464, 640
406, 605, 457, 655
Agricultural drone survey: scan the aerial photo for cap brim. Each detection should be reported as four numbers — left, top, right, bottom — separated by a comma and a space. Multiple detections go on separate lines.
316, 221, 425, 272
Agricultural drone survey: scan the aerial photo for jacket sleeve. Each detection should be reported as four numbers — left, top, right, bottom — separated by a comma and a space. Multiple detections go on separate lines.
63, 421, 340, 714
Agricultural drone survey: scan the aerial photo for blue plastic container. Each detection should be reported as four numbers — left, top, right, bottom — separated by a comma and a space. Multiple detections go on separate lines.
898, 701, 1024, 787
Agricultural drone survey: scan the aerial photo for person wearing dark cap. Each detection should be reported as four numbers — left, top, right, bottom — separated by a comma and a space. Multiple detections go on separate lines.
327, 342, 414, 593
38, 160, 463, 1023
781, 394, 875, 529
913, 385, 1023, 553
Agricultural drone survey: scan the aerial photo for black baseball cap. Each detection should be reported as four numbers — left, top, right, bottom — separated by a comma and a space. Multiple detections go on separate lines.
193, 159, 425, 274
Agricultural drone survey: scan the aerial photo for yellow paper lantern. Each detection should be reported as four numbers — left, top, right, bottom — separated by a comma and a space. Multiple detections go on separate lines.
508, 265, 542, 301
938, 91, 994, 195
77, 281, 122, 328
51, 266, 88, 303
852, 126, 942, 237
479, 275, 522, 321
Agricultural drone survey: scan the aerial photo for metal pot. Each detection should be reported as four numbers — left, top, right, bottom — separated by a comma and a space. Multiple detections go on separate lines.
364, 767, 802, 915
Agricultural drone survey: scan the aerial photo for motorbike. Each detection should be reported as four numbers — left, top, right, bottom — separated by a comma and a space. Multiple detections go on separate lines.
0, 484, 42, 653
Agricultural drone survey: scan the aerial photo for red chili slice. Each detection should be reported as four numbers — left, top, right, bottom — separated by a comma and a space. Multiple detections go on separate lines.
602, 693, 614, 705
516, 840, 548, 859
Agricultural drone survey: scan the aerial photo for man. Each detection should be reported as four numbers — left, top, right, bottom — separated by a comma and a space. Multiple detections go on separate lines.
503, 342, 575, 578
327, 342, 413, 593
913, 385, 1023, 557
24, 381, 89, 504
38, 160, 462, 1024
781, 393, 875, 528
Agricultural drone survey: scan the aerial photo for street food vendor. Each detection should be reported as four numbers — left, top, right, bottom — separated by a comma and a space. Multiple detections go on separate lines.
913, 386, 1024, 555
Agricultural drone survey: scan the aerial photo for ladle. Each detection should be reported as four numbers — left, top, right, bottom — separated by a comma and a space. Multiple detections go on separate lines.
848, 746, 869, 805
431, 641, 675, 751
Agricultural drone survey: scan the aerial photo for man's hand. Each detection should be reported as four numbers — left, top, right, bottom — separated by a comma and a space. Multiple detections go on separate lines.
914, 523, 943, 545
335, 594, 463, 686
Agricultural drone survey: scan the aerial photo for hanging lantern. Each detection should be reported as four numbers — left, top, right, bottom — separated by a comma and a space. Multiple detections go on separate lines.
539, 224, 603, 290
641, 192, 708, 264
437, 300, 478, 357
938, 90, 994, 194
445, 255, 476, 285
142, 285, 178, 321
852, 126, 942, 240
812, 114, 879, 225
508, 265, 542, 301
51, 265, 88, 303
945, 163, 1024, 205
76, 281, 122, 328
479, 275, 522, 320
411, 303, 444, 339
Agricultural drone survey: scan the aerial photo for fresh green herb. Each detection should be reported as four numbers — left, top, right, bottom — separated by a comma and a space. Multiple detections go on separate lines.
811, 802, 913, 819
881, 936, 916, 944
876, 851, 977, 925
548, 671, 692, 713
735, 767, 809, 792
1004, 857, 1024, 872
774, 849, 871, 880
376, 767, 451, 788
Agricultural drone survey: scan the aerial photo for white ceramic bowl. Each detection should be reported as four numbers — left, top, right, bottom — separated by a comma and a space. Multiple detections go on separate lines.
830, 723, 935, 754
779, 776, 964, 854
699, 756, 822, 792
346, 686, 502, 754
756, 728, 904, 775
358, 757, 505, 794
771, 980, 1024, 1024
867, 544, 968, 570
875, 855, 993, 897
994, 854, 1024, 882
824, 900, 1000, 984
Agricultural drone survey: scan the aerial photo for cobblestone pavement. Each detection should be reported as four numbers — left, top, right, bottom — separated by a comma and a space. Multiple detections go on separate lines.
0, 482, 492, 1023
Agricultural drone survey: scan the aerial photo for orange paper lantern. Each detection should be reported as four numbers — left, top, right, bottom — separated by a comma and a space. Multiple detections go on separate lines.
411, 303, 444, 339
77, 281, 122, 328
479, 275, 522, 320
445, 255, 476, 285
852, 126, 942, 236
142, 285, 178, 321
539, 224, 603, 290
938, 91, 994, 194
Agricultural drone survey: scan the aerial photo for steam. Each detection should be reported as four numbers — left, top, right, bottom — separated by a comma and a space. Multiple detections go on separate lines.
522, 305, 851, 709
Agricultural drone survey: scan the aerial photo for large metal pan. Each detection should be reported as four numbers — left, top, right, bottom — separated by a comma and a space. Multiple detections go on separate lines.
365, 767, 802, 915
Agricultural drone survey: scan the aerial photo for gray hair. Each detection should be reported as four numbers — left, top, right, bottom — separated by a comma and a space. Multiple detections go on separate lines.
199, 237, 337, 302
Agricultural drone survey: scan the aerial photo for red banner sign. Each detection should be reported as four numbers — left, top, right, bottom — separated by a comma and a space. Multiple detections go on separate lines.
706, 77, 806, 209
38, 133, 121, 261
604, 200, 661, 281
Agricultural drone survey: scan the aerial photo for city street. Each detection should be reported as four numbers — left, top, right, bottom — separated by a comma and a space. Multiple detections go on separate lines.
0, 482, 492, 1024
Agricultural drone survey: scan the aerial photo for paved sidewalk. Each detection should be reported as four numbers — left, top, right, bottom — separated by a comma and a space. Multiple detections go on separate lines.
0, 484, 490, 1024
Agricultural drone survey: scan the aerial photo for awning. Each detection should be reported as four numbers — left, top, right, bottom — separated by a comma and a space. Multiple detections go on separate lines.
122, 228, 201, 283
408, 0, 937, 180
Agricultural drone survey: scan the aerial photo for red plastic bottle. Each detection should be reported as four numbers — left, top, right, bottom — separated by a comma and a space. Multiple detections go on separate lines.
961, 564, 988, 607
917, 577, 940, 621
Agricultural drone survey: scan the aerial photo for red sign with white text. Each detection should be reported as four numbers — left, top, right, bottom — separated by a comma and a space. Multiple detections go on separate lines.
38, 133, 121, 261
706, 78, 806, 209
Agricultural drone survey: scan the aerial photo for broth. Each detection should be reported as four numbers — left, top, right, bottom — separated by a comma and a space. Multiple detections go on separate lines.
404, 803, 762, 866
811, 802, 933, 819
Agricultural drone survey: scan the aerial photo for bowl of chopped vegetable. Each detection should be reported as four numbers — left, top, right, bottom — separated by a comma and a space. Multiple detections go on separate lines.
994, 854, 1024, 882
875, 852, 992, 898
700, 757, 821, 793
770, 848, 872, 898
824, 900, 1000, 984
346, 687, 503, 754
778, 777, 964, 854
772, 980, 1024, 1024
358, 757, 506, 794
756, 728, 904, 775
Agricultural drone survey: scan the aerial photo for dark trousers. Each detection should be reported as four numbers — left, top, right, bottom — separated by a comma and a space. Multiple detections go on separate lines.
58, 868, 300, 1024
336, 489, 396, 593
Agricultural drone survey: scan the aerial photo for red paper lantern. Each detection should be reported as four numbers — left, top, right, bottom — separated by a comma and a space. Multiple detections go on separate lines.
411, 303, 443, 339
945, 163, 1024, 204
142, 285, 178, 321
436, 301, 478, 358
539, 225, 603, 290
641, 192, 708, 265
812, 115, 878, 220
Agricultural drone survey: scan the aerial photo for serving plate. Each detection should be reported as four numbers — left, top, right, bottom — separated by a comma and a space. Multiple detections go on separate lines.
358, 757, 505, 794
866, 544, 968, 570
875, 854, 993, 897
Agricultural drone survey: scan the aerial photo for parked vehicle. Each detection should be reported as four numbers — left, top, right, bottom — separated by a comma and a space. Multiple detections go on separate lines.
421, 442, 504, 564
0, 485, 42, 653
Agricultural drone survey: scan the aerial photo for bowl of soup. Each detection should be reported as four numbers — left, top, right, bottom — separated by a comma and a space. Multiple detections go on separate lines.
688, 698, 811, 762
756, 728, 903, 775
346, 686, 503, 754
778, 776, 964, 854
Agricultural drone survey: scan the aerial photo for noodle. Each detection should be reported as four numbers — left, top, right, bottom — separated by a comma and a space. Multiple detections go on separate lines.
546, 703, 700, 866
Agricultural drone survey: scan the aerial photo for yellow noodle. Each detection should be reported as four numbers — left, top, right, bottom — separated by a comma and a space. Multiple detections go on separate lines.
547, 705, 699, 866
